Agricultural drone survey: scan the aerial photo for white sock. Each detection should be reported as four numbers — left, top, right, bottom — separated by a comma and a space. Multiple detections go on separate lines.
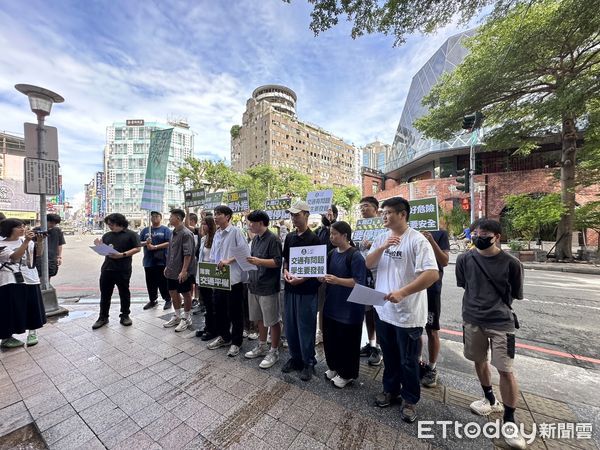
428, 362, 436, 370
259, 340, 266, 346
183, 310, 190, 320
174, 308, 181, 318
369, 339, 377, 347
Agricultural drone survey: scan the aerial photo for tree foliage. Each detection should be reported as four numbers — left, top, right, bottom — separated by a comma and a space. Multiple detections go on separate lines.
414, 0, 600, 259
176, 158, 238, 193
577, 99, 600, 188
504, 193, 564, 249
440, 205, 469, 237
575, 201, 600, 251
295, 0, 519, 46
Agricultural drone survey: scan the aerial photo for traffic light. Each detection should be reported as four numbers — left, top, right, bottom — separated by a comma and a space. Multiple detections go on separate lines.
462, 111, 485, 130
456, 168, 470, 193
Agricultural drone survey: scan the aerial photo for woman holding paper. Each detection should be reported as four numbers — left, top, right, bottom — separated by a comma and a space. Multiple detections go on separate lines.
320, 221, 367, 388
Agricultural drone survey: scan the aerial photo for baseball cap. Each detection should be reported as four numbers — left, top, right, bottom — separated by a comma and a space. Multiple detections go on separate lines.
287, 201, 311, 214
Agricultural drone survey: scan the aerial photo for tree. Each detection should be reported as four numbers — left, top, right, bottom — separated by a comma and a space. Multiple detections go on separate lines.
230, 125, 241, 139
414, 0, 600, 260
440, 205, 469, 237
295, 0, 518, 46
332, 186, 362, 217
176, 157, 238, 193
577, 99, 600, 188
575, 201, 600, 251
504, 194, 564, 249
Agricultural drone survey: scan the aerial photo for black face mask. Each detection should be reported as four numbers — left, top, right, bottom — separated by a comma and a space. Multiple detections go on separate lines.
473, 236, 494, 250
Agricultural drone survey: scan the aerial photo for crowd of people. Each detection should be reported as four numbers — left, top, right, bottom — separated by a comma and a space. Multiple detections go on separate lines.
0, 195, 527, 448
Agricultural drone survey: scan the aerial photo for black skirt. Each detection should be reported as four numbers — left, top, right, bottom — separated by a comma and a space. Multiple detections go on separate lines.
0, 283, 46, 339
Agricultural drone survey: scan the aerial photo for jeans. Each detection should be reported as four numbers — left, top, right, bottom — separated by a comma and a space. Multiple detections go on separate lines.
214, 282, 244, 347
375, 312, 423, 404
99, 270, 131, 319
144, 266, 169, 302
284, 291, 318, 366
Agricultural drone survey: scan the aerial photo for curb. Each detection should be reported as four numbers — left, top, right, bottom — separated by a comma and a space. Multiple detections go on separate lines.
448, 260, 600, 275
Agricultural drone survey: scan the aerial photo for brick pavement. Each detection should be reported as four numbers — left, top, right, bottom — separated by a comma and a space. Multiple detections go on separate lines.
0, 303, 597, 449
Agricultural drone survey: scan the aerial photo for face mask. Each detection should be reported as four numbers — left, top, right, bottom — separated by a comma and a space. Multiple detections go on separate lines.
473, 236, 494, 250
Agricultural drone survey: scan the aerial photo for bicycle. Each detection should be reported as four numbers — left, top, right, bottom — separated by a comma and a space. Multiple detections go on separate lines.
449, 238, 469, 254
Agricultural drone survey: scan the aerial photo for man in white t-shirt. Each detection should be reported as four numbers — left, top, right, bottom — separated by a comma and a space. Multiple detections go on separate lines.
366, 197, 439, 423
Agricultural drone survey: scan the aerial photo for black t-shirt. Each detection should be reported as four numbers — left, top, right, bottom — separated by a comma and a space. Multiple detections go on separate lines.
33, 226, 65, 262
283, 229, 321, 295
101, 229, 141, 272
427, 229, 450, 294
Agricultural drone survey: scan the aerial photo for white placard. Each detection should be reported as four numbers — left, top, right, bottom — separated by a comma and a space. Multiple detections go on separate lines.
289, 244, 327, 278
24, 158, 60, 195
229, 244, 258, 272
346, 284, 387, 307
89, 243, 120, 256
306, 189, 333, 215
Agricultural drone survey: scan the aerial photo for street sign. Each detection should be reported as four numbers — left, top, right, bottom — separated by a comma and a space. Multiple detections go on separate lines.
24, 123, 59, 160
24, 158, 59, 195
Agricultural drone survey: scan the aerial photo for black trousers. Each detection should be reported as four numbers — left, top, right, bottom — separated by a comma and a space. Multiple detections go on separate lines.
99, 270, 131, 319
323, 315, 362, 380
144, 266, 169, 302
214, 282, 244, 346
199, 287, 216, 335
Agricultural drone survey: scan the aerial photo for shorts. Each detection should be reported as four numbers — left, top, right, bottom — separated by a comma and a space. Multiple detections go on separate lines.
248, 292, 280, 327
167, 275, 192, 294
425, 291, 441, 331
463, 322, 515, 372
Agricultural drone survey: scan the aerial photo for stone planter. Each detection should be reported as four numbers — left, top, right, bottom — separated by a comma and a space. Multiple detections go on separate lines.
507, 249, 547, 262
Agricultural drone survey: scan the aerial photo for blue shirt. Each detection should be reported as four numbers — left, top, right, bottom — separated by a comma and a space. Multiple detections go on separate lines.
324, 249, 367, 325
140, 226, 172, 267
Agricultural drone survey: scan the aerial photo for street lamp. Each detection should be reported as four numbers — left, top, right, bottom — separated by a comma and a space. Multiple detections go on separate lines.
15, 84, 67, 316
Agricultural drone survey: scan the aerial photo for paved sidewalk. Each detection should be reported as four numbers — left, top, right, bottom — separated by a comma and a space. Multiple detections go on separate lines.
0, 303, 597, 450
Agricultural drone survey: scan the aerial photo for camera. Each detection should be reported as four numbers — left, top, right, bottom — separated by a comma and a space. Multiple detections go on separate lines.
34, 230, 48, 237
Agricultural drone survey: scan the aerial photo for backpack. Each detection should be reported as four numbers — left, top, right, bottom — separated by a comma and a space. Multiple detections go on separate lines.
327, 247, 358, 276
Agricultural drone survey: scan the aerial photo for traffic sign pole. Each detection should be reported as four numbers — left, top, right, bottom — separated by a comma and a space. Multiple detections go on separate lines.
37, 115, 50, 291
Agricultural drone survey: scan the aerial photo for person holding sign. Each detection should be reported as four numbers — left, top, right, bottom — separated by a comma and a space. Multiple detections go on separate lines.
243, 210, 283, 369
281, 201, 322, 381
195, 216, 217, 341
319, 221, 367, 388
365, 197, 439, 423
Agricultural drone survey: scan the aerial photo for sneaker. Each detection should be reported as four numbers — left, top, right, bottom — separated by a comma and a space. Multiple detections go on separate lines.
119, 315, 133, 326
359, 343, 373, 357
92, 318, 109, 330
315, 330, 323, 345
175, 318, 191, 332
200, 332, 216, 342
281, 338, 288, 348
368, 346, 383, 366
324, 369, 337, 380
259, 349, 279, 369
300, 365, 315, 381
163, 300, 172, 310
375, 391, 400, 408
332, 375, 353, 389
143, 301, 158, 310
247, 332, 259, 340
469, 398, 504, 416
163, 316, 181, 328
227, 345, 240, 357
191, 299, 199, 309
207, 336, 231, 350
26, 334, 38, 346
195, 329, 205, 338
281, 358, 302, 373
1, 337, 25, 348
503, 422, 527, 449
244, 343, 268, 359
422, 367, 438, 388
400, 402, 418, 423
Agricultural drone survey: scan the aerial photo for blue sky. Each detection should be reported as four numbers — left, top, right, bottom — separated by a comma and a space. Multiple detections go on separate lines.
0, 0, 478, 204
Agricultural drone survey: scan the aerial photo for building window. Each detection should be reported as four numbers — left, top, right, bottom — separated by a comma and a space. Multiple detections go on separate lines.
372, 181, 379, 194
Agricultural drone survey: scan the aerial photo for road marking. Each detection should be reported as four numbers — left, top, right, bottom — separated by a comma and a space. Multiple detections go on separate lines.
521, 297, 600, 311
440, 328, 600, 365
524, 283, 600, 293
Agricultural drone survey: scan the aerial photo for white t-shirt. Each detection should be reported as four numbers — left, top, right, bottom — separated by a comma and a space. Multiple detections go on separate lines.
369, 228, 437, 328
0, 239, 40, 287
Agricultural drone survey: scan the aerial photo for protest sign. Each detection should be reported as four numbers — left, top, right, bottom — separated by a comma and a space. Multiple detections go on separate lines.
184, 189, 205, 208
352, 217, 387, 242
225, 189, 249, 213
408, 197, 440, 231
306, 189, 333, 215
198, 262, 231, 291
203, 192, 224, 210
265, 198, 291, 221
289, 244, 327, 278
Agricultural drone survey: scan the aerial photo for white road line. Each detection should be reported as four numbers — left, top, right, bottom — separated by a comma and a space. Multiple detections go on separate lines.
521, 298, 600, 311
524, 283, 600, 293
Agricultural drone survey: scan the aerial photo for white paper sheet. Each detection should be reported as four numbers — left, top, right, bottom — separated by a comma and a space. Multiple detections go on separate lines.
230, 244, 258, 271
346, 284, 388, 307
89, 243, 120, 256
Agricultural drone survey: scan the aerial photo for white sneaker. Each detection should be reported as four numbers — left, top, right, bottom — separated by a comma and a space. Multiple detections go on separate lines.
207, 336, 231, 350
247, 332, 259, 340
281, 338, 288, 348
315, 330, 323, 345
163, 316, 181, 328
470, 398, 504, 416
174, 318, 189, 332
503, 422, 527, 449
325, 369, 337, 380
332, 375, 353, 388
244, 343, 268, 359
227, 345, 240, 357
259, 349, 279, 369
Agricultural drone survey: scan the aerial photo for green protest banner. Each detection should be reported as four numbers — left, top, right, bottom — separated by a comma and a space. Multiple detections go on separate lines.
224, 189, 249, 213
184, 189, 205, 208
141, 128, 173, 211
408, 197, 440, 231
352, 217, 387, 242
265, 198, 291, 221
198, 262, 231, 291
203, 192, 224, 210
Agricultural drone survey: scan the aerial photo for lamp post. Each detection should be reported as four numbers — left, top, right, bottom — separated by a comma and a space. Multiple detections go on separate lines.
15, 84, 67, 316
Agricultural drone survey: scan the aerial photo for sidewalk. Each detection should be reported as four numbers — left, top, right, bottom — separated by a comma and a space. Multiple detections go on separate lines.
0, 303, 597, 450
